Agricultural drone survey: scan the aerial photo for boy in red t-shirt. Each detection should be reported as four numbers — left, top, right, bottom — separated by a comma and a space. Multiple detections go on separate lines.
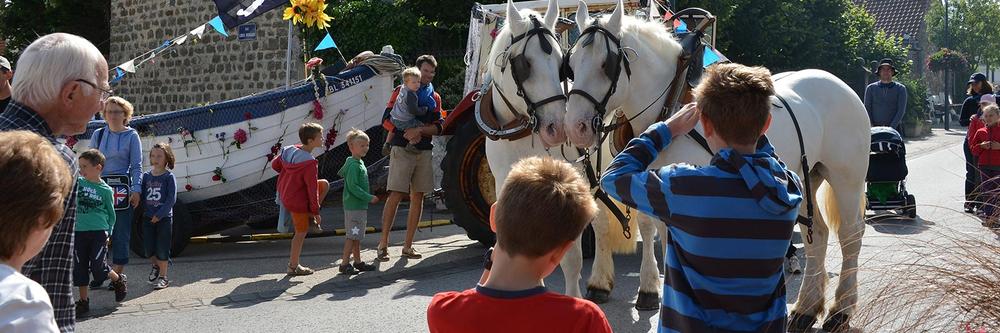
972, 103, 1000, 226
426, 157, 612, 333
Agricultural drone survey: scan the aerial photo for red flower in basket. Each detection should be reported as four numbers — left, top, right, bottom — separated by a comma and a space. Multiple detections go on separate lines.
233, 129, 248, 147
324, 129, 338, 150
64, 135, 78, 149
185, 184, 193, 191
212, 175, 221, 181
311, 100, 324, 120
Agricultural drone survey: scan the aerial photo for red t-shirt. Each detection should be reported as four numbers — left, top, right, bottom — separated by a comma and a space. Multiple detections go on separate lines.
427, 286, 612, 333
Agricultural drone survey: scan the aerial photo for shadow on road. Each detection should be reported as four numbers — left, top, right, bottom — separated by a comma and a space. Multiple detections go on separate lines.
216, 277, 303, 309
866, 214, 933, 235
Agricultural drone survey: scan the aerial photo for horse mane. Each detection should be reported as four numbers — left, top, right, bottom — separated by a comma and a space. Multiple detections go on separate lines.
610, 14, 681, 61
486, 8, 545, 77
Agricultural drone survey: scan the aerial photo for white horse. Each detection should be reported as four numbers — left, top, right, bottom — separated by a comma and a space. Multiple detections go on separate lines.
482, 0, 588, 297
563, 0, 870, 331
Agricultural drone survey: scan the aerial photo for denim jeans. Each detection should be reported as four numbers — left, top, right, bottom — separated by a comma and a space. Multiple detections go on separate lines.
964, 139, 981, 207
142, 216, 172, 261
112, 206, 133, 265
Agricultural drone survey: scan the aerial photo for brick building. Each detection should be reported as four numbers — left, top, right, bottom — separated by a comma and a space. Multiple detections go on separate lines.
853, 0, 933, 78
110, 0, 302, 114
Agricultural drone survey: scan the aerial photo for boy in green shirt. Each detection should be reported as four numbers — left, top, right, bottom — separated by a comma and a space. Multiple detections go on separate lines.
75, 149, 127, 316
337, 129, 379, 275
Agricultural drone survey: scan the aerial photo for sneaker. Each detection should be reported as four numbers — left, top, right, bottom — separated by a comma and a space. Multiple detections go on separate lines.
785, 255, 803, 274
153, 277, 169, 290
111, 273, 128, 302
148, 265, 160, 284
376, 247, 390, 262
353, 262, 376, 272
401, 247, 422, 259
286, 264, 314, 276
75, 299, 90, 318
339, 264, 359, 275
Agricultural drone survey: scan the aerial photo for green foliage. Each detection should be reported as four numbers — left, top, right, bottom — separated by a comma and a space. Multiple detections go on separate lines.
927, 0, 1000, 70
897, 74, 931, 123
928, 48, 970, 72
0, 0, 110, 61
677, 0, 910, 92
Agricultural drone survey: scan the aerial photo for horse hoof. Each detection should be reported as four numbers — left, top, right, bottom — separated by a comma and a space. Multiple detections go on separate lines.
822, 312, 850, 332
787, 312, 817, 332
585, 288, 611, 304
634, 291, 660, 311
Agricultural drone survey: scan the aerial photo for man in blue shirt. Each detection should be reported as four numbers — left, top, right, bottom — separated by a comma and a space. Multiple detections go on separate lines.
863, 58, 908, 134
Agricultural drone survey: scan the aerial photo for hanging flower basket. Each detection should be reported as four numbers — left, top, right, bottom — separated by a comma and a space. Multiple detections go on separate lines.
927, 48, 969, 72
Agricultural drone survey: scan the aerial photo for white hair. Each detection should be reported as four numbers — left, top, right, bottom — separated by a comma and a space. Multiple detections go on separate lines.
12, 33, 105, 108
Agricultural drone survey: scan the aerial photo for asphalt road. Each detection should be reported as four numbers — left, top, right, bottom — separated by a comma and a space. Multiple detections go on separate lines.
78, 130, 993, 332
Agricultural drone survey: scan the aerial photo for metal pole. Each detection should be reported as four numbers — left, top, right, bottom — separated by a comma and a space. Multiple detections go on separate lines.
944, 0, 951, 130
285, 20, 292, 88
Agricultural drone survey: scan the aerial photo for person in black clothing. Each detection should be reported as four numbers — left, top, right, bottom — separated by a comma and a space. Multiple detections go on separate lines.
0, 56, 12, 112
960, 73, 995, 212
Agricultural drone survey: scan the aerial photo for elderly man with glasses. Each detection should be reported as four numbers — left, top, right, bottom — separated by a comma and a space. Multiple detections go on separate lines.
0, 33, 110, 332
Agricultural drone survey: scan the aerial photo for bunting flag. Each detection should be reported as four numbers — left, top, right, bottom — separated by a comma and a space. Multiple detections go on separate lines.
208, 16, 229, 37
119, 60, 137, 73
674, 18, 688, 32
314, 33, 337, 51
175, 35, 189, 45
212, 0, 287, 29
111, 68, 126, 84
191, 24, 207, 39
703, 45, 729, 68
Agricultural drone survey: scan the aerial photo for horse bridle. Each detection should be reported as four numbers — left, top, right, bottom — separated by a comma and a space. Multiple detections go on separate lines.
563, 23, 633, 133
493, 16, 567, 133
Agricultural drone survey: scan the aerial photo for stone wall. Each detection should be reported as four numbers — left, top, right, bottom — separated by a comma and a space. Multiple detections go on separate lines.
110, 0, 303, 115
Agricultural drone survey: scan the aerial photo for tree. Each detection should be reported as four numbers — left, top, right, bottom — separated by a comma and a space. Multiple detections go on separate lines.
927, 0, 1000, 72
0, 0, 111, 61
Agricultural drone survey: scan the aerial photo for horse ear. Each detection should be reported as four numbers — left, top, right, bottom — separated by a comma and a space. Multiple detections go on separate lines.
576, 0, 590, 33
607, 0, 624, 35
507, 0, 525, 35
543, 0, 559, 31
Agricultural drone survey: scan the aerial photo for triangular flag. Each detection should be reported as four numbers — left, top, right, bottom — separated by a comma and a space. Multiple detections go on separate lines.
208, 16, 229, 37
119, 60, 137, 73
174, 35, 188, 45
314, 33, 337, 51
703, 45, 729, 68
674, 18, 688, 32
190, 24, 207, 39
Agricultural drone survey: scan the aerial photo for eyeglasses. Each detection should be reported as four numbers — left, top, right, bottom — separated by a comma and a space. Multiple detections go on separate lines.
74, 79, 113, 102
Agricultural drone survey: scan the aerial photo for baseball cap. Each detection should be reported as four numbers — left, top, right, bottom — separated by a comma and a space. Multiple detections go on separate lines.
981, 94, 996, 105
969, 73, 987, 84
0, 56, 10, 71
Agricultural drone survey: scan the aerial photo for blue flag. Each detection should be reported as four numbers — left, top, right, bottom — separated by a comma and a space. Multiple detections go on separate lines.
212, 0, 287, 29
315, 33, 337, 51
209, 16, 229, 37
111, 68, 125, 85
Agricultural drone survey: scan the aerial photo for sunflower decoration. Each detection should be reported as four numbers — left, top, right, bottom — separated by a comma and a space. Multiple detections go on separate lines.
283, 0, 332, 29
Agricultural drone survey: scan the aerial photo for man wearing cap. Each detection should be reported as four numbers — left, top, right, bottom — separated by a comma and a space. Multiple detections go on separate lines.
863, 58, 908, 134
0, 56, 12, 112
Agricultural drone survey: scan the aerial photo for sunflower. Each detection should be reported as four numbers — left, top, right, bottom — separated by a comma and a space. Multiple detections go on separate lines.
283, 0, 331, 29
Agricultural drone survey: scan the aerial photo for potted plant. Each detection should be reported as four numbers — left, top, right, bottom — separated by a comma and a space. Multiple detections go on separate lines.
899, 74, 933, 137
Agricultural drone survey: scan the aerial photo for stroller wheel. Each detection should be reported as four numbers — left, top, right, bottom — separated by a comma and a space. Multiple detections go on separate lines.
905, 194, 917, 218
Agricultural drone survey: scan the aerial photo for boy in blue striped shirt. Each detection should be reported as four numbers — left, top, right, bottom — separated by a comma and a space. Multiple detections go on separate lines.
601, 63, 803, 332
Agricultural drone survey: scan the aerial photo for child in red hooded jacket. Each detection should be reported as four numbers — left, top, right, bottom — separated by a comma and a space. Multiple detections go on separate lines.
971, 103, 1000, 225
273, 123, 330, 275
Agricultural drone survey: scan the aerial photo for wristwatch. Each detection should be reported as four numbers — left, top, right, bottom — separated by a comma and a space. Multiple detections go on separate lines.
483, 247, 494, 270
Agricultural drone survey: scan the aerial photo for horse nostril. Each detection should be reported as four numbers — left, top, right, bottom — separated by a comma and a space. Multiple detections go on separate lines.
577, 122, 587, 133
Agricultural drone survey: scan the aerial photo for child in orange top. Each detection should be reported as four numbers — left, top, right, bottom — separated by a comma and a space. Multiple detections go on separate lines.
426, 157, 612, 333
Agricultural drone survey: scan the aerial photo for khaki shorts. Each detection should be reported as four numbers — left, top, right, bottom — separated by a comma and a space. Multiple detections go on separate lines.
344, 210, 368, 241
387, 147, 433, 194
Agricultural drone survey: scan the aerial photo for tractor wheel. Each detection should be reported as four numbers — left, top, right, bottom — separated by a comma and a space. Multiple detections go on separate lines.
441, 121, 496, 247
130, 201, 194, 258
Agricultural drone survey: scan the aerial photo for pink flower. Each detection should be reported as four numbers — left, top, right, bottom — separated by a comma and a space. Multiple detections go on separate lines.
64, 135, 78, 148
490, 28, 498, 39
234, 129, 248, 145
306, 57, 323, 70
185, 184, 193, 191
311, 100, 324, 120
212, 175, 221, 182
243, 112, 253, 120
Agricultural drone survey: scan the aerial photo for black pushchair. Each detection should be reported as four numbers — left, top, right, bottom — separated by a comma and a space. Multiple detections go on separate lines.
865, 127, 916, 217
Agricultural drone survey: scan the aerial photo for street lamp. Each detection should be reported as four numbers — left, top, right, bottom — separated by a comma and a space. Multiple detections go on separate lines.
943, 0, 951, 130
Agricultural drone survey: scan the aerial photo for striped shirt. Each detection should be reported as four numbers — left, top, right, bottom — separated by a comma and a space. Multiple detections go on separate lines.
600, 123, 803, 333
0, 101, 79, 332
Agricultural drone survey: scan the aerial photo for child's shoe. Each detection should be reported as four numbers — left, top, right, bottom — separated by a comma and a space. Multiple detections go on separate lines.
112, 273, 128, 302
376, 247, 390, 262
353, 262, 376, 272
339, 264, 359, 275
287, 264, 314, 276
148, 264, 160, 284
75, 299, 89, 318
401, 247, 422, 259
153, 276, 170, 290
784, 256, 802, 274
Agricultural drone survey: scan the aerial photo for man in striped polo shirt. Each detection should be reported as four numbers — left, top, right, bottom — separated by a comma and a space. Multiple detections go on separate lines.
601, 63, 803, 332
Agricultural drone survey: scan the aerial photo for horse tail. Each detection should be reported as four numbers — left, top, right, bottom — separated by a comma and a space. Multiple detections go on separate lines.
604, 199, 639, 254
816, 180, 867, 232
